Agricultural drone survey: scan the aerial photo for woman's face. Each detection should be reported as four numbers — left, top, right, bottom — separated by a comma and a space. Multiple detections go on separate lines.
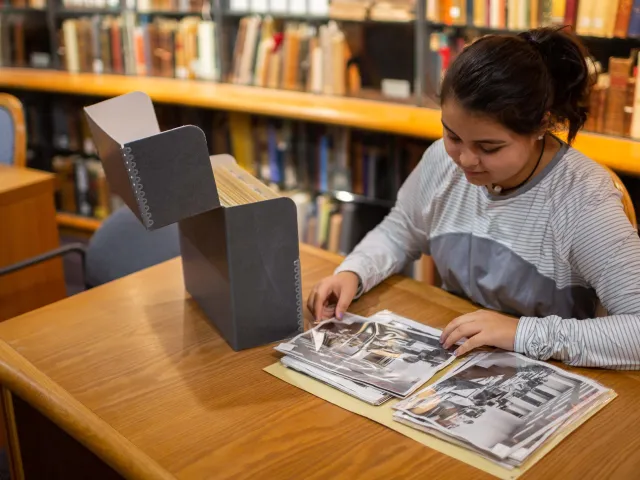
441, 99, 539, 187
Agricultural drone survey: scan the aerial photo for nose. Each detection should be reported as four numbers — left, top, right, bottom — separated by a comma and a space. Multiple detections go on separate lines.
459, 149, 480, 169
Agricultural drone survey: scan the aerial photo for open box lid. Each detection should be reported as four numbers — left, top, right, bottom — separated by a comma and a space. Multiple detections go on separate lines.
84, 91, 221, 230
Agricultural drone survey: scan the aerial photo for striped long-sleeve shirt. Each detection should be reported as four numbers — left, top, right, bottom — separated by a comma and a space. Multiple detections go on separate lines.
334, 138, 640, 369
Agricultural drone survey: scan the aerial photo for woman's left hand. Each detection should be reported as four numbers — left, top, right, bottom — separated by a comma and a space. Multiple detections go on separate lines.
440, 310, 520, 357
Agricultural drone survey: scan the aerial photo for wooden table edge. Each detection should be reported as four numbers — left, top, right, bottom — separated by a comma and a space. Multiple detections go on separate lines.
0, 166, 56, 206
0, 339, 175, 480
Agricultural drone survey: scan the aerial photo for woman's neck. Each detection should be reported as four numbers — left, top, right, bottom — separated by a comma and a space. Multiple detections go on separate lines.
493, 134, 561, 193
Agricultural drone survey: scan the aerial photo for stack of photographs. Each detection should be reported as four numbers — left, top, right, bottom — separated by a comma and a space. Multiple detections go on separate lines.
275, 310, 459, 405
392, 351, 615, 468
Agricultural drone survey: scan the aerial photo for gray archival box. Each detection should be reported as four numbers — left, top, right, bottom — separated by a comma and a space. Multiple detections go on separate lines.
84, 91, 303, 350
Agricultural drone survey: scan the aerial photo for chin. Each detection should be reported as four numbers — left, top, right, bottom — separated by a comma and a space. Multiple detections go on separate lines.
463, 171, 490, 186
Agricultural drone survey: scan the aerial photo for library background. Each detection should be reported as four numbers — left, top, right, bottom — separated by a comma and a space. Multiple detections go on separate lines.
2, 0, 640, 310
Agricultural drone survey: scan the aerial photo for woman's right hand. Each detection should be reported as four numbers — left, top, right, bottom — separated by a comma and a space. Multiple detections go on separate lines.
307, 271, 360, 324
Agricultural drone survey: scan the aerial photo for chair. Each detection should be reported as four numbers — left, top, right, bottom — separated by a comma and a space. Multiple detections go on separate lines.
0, 93, 27, 167
0, 206, 181, 292
84, 206, 180, 287
418, 166, 638, 287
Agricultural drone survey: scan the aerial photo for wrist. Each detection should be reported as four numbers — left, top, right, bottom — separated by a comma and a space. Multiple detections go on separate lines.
514, 316, 536, 355
337, 271, 362, 295
337, 270, 360, 285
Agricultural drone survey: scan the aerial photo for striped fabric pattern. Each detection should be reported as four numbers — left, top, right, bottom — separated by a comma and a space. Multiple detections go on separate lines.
335, 138, 640, 369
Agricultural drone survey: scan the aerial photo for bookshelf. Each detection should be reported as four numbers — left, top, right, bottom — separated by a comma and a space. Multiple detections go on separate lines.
2, 67, 640, 177
5, 0, 640, 235
0, 67, 442, 136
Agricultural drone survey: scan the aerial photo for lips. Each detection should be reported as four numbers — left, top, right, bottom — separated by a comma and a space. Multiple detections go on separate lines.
463, 170, 486, 176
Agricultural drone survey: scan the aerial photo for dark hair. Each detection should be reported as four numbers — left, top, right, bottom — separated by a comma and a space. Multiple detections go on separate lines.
440, 26, 592, 144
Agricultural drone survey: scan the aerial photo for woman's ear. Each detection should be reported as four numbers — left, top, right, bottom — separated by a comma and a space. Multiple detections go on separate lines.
537, 112, 551, 139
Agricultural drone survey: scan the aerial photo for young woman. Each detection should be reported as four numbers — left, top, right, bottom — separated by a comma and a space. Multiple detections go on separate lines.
307, 27, 640, 369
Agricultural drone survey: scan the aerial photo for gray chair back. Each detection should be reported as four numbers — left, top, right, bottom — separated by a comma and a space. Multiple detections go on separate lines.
0, 105, 15, 166
85, 206, 181, 287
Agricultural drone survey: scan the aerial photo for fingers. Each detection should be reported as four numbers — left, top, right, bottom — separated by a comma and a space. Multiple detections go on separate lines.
335, 282, 357, 320
454, 334, 487, 357
442, 321, 483, 349
440, 312, 478, 345
314, 284, 331, 323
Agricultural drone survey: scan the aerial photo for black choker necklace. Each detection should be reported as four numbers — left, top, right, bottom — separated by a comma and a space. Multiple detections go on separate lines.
490, 136, 546, 195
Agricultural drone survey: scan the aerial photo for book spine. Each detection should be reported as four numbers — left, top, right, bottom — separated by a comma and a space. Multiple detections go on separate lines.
629, 0, 640, 36
614, 0, 633, 37
564, 0, 578, 26
122, 146, 154, 228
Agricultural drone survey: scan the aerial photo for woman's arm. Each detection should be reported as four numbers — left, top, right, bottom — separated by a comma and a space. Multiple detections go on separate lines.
334, 144, 442, 295
515, 185, 640, 369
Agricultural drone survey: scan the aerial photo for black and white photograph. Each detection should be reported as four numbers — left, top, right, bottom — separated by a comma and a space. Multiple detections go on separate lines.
280, 355, 393, 405
394, 351, 609, 459
392, 410, 518, 469
275, 312, 457, 397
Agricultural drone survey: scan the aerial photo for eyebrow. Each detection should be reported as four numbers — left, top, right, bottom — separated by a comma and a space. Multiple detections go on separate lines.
441, 121, 507, 145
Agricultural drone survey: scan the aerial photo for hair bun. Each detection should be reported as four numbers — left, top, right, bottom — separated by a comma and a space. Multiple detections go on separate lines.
518, 31, 540, 48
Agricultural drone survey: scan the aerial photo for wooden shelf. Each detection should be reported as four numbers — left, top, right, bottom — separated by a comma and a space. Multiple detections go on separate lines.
0, 67, 443, 135
2, 68, 640, 176
56, 212, 102, 232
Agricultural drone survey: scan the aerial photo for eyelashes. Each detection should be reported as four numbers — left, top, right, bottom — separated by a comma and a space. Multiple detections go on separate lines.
480, 147, 502, 154
446, 135, 503, 154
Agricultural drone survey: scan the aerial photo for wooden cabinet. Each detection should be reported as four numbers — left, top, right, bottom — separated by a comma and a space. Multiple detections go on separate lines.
0, 165, 66, 320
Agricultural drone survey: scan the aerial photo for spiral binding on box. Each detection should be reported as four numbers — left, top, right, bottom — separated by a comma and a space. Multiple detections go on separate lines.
293, 258, 303, 332
122, 146, 154, 228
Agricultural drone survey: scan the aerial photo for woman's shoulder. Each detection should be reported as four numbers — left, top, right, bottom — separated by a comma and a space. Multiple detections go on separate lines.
395, 139, 463, 208
546, 143, 627, 239
547, 143, 620, 203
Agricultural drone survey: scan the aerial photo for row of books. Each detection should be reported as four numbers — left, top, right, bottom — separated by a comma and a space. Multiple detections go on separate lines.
60, 0, 121, 9
230, 15, 416, 99
228, 112, 429, 198
43, 97, 231, 157
231, 0, 413, 21
1, 0, 45, 8
230, 16, 360, 95
52, 154, 120, 220
0, 14, 28, 67
585, 53, 640, 139
427, 0, 640, 38
61, 0, 206, 11
57, 13, 412, 100
229, 0, 330, 16
62, 0, 211, 12
60, 14, 220, 79
330, 0, 416, 21
24, 95, 430, 212
8, 0, 640, 42
241, 0, 640, 40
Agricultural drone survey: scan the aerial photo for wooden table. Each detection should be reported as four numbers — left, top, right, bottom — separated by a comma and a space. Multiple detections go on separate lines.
0, 244, 637, 479
0, 165, 66, 321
